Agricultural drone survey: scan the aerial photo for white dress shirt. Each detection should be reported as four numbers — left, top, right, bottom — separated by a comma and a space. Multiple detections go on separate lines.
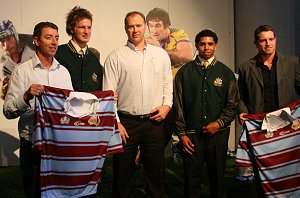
103, 41, 172, 115
3, 54, 73, 140
70, 39, 87, 55
199, 55, 215, 66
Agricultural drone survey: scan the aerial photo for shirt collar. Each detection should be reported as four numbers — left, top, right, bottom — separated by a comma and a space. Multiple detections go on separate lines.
256, 52, 278, 67
195, 55, 218, 67
32, 53, 60, 70
199, 56, 215, 65
126, 40, 147, 51
70, 39, 88, 55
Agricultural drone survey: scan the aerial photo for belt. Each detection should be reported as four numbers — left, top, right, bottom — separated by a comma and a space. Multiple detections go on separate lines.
118, 111, 152, 121
186, 127, 228, 134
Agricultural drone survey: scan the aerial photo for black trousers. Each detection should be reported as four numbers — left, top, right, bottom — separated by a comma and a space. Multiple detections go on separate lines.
182, 128, 230, 198
20, 137, 41, 198
164, 108, 175, 147
112, 116, 165, 198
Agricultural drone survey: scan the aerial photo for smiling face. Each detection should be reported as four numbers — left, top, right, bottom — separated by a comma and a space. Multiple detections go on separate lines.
34, 27, 59, 59
196, 36, 217, 60
147, 20, 168, 41
255, 31, 276, 56
125, 14, 146, 46
71, 18, 92, 48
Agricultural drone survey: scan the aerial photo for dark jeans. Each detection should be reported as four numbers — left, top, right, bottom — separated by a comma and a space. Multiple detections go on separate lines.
112, 116, 165, 198
182, 128, 230, 198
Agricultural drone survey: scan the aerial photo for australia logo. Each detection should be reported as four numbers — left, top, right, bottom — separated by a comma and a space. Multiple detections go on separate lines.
213, 77, 223, 86
92, 73, 98, 83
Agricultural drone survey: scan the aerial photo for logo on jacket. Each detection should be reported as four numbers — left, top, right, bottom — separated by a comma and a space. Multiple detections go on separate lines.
213, 77, 223, 86
92, 73, 98, 82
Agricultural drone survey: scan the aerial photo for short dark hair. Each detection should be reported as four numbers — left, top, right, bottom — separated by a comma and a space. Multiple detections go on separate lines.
66, 6, 93, 36
124, 11, 145, 27
146, 8, 171, 27
33, 22, 58, 40
195, 29, 218, 44
254, 25, 276, 43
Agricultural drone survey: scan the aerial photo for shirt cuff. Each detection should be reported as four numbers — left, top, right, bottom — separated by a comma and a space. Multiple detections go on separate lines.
16, 95, 31, 112
162, 101, 172, 109
114, 103, 120, 122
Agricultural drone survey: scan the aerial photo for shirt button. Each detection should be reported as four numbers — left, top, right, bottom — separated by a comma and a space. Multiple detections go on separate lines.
83, 81, 86, 83
204, 116, 207, 119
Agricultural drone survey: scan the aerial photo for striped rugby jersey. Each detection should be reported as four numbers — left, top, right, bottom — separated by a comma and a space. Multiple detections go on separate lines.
32, 86, 123, 197
235, 99, 300, 197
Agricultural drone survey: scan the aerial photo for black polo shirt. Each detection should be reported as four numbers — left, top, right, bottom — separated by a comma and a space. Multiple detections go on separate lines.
257, 55, 279, 112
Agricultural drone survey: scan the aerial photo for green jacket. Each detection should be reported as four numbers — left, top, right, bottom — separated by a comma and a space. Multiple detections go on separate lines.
173, 57, 239, 134
55, 41, 103, 92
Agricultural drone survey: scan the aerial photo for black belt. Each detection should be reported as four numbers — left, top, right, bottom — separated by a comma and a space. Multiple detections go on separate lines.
118, 111, 152, 121
186, 127, 228, 134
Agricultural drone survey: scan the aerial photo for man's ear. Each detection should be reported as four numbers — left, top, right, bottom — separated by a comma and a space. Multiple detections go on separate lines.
33, 37, 39, 47
253, 40, 257, 46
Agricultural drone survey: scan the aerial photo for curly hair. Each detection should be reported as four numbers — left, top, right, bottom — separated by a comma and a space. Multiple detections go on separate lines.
146, 8, 171, 27
195, 29, 218, 44
66, 6, 93, 36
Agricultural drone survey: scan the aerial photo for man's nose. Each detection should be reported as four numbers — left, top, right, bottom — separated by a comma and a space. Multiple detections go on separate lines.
51, 38, 58, 45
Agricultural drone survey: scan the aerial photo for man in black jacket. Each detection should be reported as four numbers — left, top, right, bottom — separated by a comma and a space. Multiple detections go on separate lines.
238, 25, 300, 124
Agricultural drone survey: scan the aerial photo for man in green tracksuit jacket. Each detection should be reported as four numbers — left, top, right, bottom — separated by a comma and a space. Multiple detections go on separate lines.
173, 29, 239, 198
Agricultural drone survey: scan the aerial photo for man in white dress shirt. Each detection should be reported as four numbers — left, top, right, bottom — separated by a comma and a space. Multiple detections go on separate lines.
103, 11, 172, 198
3, 21, 73, 198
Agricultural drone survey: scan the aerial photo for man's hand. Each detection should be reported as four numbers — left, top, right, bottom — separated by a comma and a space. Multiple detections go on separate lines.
150, 105, 171, 122
23, 84, 44, 104
202, 121, 220, 135
239, 113, 248, 125
117, 122, 129, 144
179, 135, 194, 155
145, 37, 161, 47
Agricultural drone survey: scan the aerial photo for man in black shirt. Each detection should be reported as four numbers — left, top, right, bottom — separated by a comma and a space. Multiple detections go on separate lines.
238, 25, 300, 124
